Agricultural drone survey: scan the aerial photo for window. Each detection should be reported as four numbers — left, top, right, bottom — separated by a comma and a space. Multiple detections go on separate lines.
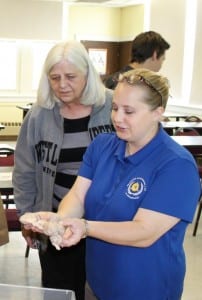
32, 42, 54, 90
0, 39, 56, 101
0, 41, 18, 90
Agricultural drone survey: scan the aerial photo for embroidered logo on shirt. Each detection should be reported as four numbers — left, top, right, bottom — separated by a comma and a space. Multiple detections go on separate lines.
126, 177, 146, 199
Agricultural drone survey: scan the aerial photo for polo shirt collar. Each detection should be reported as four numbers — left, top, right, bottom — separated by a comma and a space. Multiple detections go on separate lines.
114, 125, 166, 165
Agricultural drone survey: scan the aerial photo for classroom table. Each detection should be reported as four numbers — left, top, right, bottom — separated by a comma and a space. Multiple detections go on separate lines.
162, 121, 202, 129
171, 136, 202, 162
0, 166, 13, 189
0, 166, 14, 207
0, 143, 16, 150
16, 103, 32, 119
0, 144, 15, 204
171, 135, 202, 147
0, 283, 76, 300
163, 112, 189, 121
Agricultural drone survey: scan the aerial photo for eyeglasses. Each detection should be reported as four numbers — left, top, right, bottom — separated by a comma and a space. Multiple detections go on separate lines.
116, 74, 163, 107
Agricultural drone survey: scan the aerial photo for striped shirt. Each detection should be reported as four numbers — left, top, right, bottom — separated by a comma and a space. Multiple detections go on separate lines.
52, 115, 90, 210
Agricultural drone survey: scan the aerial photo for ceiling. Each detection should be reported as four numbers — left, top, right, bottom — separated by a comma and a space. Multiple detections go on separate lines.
41, 0, 145, 7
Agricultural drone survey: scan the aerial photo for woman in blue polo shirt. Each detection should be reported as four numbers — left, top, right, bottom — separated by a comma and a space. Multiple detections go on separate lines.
22, 68, 201, 300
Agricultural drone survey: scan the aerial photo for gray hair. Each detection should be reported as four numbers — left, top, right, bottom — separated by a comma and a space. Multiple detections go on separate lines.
37, 40, 105, 109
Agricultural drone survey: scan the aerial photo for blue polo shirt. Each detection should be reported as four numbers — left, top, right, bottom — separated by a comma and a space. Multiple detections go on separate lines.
79, 127, 200, 300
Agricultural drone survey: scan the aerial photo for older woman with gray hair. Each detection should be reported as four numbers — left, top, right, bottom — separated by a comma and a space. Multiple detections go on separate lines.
13, 40, 114, 300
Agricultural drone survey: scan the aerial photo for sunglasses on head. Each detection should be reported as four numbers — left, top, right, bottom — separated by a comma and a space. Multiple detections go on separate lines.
115, 74, 163, 107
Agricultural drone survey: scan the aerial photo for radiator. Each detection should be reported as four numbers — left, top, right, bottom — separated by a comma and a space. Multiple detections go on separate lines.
0, 122, 22, 136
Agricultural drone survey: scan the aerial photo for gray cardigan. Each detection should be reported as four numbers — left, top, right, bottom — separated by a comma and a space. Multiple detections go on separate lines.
13, 89, 113, 216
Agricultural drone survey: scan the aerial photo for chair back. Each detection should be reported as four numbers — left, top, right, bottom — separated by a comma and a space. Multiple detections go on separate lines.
185, 115, 202, 122
0, 148, 14, 166
174, 127, 200, 136
5, 209, 21, 231
161, 116, 171, 122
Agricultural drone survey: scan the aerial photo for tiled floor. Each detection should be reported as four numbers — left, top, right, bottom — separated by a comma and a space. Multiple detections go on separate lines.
0, 208, 202, 299
0, 231, 41, 288
182, 215, 202, 300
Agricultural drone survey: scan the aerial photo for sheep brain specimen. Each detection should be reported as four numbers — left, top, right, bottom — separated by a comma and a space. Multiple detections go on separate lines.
20, 213, 65, 250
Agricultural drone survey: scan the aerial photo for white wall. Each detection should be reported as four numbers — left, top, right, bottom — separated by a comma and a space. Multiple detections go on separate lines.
120, 5, 144, 40
189, 0, 202, 106
149, 0, 202, 115
149, 0, 185, 101
0, 0, 63, 40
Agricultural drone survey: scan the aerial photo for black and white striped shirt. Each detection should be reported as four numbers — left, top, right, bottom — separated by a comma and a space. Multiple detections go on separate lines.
53, 115, 90, 210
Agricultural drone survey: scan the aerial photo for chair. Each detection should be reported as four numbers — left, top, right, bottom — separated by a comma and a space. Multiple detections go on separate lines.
162, 116, 171, 122
192, 182, 202, 236
192, 164, 202, 236
174, 126, 200, 136
185, 115, 202, 122
185, 115, 202, 135
174, 127, 202, 158
0, 147, 30, 257
0, 147, 15, 208
161, 117, 173, 135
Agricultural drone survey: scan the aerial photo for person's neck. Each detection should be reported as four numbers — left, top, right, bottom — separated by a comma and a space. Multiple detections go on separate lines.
60, 102, 92, 119
126, 125, 159, 155
130, 61, 151, 69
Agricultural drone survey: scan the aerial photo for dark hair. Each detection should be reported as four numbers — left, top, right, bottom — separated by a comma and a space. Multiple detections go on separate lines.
131, 31, 170, 63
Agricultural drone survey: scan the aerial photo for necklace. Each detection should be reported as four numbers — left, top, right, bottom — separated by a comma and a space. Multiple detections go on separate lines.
126, 142, 132, 156
126, 142, 138, 156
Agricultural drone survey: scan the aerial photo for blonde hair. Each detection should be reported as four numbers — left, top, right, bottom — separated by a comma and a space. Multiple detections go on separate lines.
37, 40, 105, 109
118, 68, 170, 110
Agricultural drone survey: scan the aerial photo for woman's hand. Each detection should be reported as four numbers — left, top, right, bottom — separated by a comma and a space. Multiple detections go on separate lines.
19, 211, 58, 233
20, 212, 67, 250
60, 218, 86, 247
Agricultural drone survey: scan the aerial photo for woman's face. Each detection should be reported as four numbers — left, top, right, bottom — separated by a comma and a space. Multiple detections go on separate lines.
111, 82, 163, 147
48, 59, 87, 104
